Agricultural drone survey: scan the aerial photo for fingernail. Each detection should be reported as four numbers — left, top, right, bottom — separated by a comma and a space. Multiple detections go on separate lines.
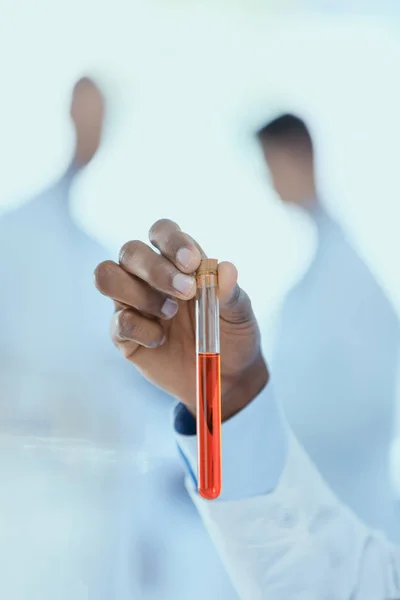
148, 332, 167, 348
112, 311, 126, 340
172, 273, 195, 295
176, 247, 195, 269
161, 297, 178, 318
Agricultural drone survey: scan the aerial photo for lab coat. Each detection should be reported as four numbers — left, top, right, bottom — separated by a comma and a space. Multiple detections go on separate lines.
270, 204, 400, 536
189, 429, 400, 600
176, 384, 400, 600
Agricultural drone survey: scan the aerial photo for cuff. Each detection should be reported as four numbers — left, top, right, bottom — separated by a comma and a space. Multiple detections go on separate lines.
173, 381, 288, 501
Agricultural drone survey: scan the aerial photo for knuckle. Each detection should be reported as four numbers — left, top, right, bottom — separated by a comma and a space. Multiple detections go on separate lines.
149, 218, 179, 243
138, 289, 160, 314
94, 260, 115, 291
148, 260, 168, 285
226, 288, 254, 325
167, 231, 186, 253
226, 284, 242, 308
118, 240, 144, 265
117, 310, 137, 339
111, 328, 122, 347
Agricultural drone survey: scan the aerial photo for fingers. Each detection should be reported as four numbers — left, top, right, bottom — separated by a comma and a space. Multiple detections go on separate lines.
94, 260, 179, 319
94, 218, 220, 362
119, 239, 198, 300
149, 219, 204, 272
218, 262, 255, 325
117, 219, 206, 301
110, 309, 166, 360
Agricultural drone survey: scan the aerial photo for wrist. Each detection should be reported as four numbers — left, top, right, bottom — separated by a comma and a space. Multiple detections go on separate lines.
221, 354, 269, 422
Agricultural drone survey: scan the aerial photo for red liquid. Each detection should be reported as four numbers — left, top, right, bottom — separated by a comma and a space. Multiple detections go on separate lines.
197, 352, 222, 500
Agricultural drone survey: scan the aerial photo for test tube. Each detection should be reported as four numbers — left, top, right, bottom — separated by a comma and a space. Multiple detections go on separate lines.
195, 258, 222, 500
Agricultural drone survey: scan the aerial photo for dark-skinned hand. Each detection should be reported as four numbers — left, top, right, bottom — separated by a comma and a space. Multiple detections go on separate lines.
94, 219, 268, 421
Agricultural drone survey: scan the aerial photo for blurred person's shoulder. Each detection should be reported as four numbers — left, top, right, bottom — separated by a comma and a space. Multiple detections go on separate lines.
0, 172, 93, 249
277, 210, 400, 336
0, 177, 69, 229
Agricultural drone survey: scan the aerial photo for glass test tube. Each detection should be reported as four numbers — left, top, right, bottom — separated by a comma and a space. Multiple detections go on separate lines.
195, 258, 222, 500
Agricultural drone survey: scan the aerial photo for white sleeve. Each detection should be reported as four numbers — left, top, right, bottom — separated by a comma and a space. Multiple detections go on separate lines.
186, 432, 400, 600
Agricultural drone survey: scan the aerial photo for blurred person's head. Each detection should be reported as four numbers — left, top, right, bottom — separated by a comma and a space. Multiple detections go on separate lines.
70, 77, 104, 169
257, 113, 317, 210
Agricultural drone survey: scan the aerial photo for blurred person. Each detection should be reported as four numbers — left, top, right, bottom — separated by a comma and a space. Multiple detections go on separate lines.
70, 76, 105, 168
95, 216, 400, 600
257, 113, 400, 536
0, 75, 140, 600
0, 78, 235, 600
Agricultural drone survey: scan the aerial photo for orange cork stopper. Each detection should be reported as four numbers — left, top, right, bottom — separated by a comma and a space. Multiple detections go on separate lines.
196, 258, 218, 276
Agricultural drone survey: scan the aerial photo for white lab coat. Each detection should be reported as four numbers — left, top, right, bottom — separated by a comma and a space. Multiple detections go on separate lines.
270, 205, 400, 537
188, 431, 400, 600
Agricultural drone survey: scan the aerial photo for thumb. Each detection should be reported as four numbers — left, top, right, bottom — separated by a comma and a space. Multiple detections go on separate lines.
218, 262, 255, 325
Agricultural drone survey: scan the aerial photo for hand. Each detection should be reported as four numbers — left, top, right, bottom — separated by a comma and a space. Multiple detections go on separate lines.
94, 219, 269, 421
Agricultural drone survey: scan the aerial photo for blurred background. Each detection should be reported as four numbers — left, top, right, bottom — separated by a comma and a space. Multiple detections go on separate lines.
2, 1, 400, 598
